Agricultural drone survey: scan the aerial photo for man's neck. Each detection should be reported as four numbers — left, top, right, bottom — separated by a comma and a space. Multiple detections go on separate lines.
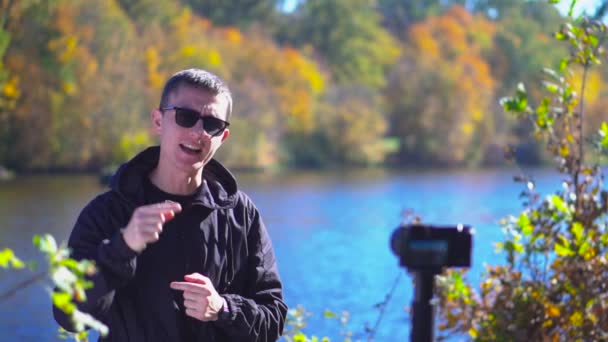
149, 161, 203, 196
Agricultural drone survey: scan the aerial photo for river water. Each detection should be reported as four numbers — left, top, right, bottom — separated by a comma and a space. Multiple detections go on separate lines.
0, 167, 567, 341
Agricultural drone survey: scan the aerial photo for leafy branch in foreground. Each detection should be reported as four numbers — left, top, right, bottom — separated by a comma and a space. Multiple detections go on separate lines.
283, 305, 353, 342
1, 234, 107, 341
436, 1, 608, 341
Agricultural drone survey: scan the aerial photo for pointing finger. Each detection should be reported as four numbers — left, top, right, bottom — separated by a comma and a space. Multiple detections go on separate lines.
170, 282, 211, 295
144, 202, 182, 213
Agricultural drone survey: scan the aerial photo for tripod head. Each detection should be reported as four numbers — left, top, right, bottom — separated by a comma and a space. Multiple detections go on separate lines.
390, 224, 473, 342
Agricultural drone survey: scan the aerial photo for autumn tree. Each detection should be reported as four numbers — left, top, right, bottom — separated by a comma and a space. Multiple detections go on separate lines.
386, 5, 497, 166
377, 0, 467, 38
180, 0, 280, 32
0, 0, 58, 167
474, 0, 567, 164
281, 0, 399, 89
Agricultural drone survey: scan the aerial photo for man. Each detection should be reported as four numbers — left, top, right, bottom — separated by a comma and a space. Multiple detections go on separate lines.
53, 68, 287, 341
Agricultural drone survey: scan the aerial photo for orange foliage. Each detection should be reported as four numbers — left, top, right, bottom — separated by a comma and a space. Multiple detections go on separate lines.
392, 4, 498, 165
222, 27, 243, 44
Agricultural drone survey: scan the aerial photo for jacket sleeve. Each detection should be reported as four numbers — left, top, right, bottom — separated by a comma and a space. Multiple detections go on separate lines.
213, 200, 287, 341
53, 194, 138, 331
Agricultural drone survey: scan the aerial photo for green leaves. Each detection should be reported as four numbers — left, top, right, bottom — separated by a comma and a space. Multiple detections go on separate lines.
543, 81, 559, 93
52, 291, 76, 314
323, 309, 337, 318
554, 235, 575, 257
535, 97, 554, 129
571, 222, 583, 243
599, 122, 608, 147
549, 195, 570, 215
566, 0, 578, 18
33, 234, 57, 254
284, 305, 349, 342
500, 83, 528, 113
518, 212, 534, 236
435, 2, 608, 339
6, 232, 107, 339
0, 248, 25, 269
559, 58, 569, 71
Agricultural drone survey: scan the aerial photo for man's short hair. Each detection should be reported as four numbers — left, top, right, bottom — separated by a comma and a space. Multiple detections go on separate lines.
159, 68, 233, 121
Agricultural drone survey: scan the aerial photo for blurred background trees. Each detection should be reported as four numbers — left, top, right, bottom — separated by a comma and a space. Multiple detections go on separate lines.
1, 0, 607, 171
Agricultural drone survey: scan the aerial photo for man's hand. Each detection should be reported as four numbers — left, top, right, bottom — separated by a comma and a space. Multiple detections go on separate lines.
122, 201, 182, 253
170, 273, 225, 322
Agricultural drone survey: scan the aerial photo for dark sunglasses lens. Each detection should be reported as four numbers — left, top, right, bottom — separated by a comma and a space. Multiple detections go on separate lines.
174, 108, 199, 128
202, 117, 226, 136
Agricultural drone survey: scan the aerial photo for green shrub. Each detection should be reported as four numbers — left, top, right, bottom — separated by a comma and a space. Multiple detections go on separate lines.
436, 1, 608, 340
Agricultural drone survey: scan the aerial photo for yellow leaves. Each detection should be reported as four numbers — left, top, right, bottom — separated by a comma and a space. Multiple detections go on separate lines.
588, 312, 598, 324
2, 76, 20, 98
62, 82, 76, 95
398, 4, 497, 165
559, 143, 569, 157
47, 35, 79, 63
145, 47, 163, 90
284, 48, 325, 94
567, 133, 575, 143
208, 50, 222, 67
567, 68, 601, 107
181, 45, 196, 57
468, 328, 478, 338
409, 25, 441, 61
178, 44, 224, 67
462, 122, 474, 136
471, 109, 483, 122
546, 303, 561, 317
582, 245, 596, 260
481, 278, 494, 292
62, 37, 77, 63
113, 130, 153, 163
173, 8, 194, 39
569, 311, 583, 327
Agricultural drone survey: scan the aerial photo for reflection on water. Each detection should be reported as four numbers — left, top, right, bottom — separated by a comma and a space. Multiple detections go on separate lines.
0, 168, 564, 341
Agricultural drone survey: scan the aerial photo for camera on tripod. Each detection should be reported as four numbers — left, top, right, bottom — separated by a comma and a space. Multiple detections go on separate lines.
390, 223, 473, 342
391, 223, 472, 271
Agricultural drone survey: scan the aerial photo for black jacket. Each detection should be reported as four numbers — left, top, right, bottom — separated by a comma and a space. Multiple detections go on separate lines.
53, 146, 287, 341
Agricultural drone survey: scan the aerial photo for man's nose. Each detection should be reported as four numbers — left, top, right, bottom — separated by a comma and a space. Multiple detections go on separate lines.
190, 119, 210, 137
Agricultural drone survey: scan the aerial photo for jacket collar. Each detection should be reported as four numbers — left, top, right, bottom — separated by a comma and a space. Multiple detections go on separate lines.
109, 146, 238, 210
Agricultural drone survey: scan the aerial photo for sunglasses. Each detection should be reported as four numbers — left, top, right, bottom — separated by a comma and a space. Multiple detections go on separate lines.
160, 106, 230, 137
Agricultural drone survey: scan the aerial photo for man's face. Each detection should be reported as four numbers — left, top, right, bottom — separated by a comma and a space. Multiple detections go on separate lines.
152, 85, 230, 175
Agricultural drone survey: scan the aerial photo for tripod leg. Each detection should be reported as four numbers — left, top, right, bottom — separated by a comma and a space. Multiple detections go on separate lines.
411, 272, 436, 342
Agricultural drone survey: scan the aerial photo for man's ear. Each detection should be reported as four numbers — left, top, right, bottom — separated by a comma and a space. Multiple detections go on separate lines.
151, 108, 163, 134
220, 128, 230, 143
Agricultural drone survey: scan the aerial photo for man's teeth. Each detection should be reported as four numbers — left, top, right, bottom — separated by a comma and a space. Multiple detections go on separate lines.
182, 143, 201, 151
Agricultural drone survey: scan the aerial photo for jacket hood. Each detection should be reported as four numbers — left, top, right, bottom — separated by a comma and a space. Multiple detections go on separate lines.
109, 146, 238, 210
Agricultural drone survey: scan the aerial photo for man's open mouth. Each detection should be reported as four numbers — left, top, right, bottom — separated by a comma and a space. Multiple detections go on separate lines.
179, 143, 202, 155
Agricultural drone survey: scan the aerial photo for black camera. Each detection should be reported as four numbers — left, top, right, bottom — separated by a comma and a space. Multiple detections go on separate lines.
391, 224, 472, 271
